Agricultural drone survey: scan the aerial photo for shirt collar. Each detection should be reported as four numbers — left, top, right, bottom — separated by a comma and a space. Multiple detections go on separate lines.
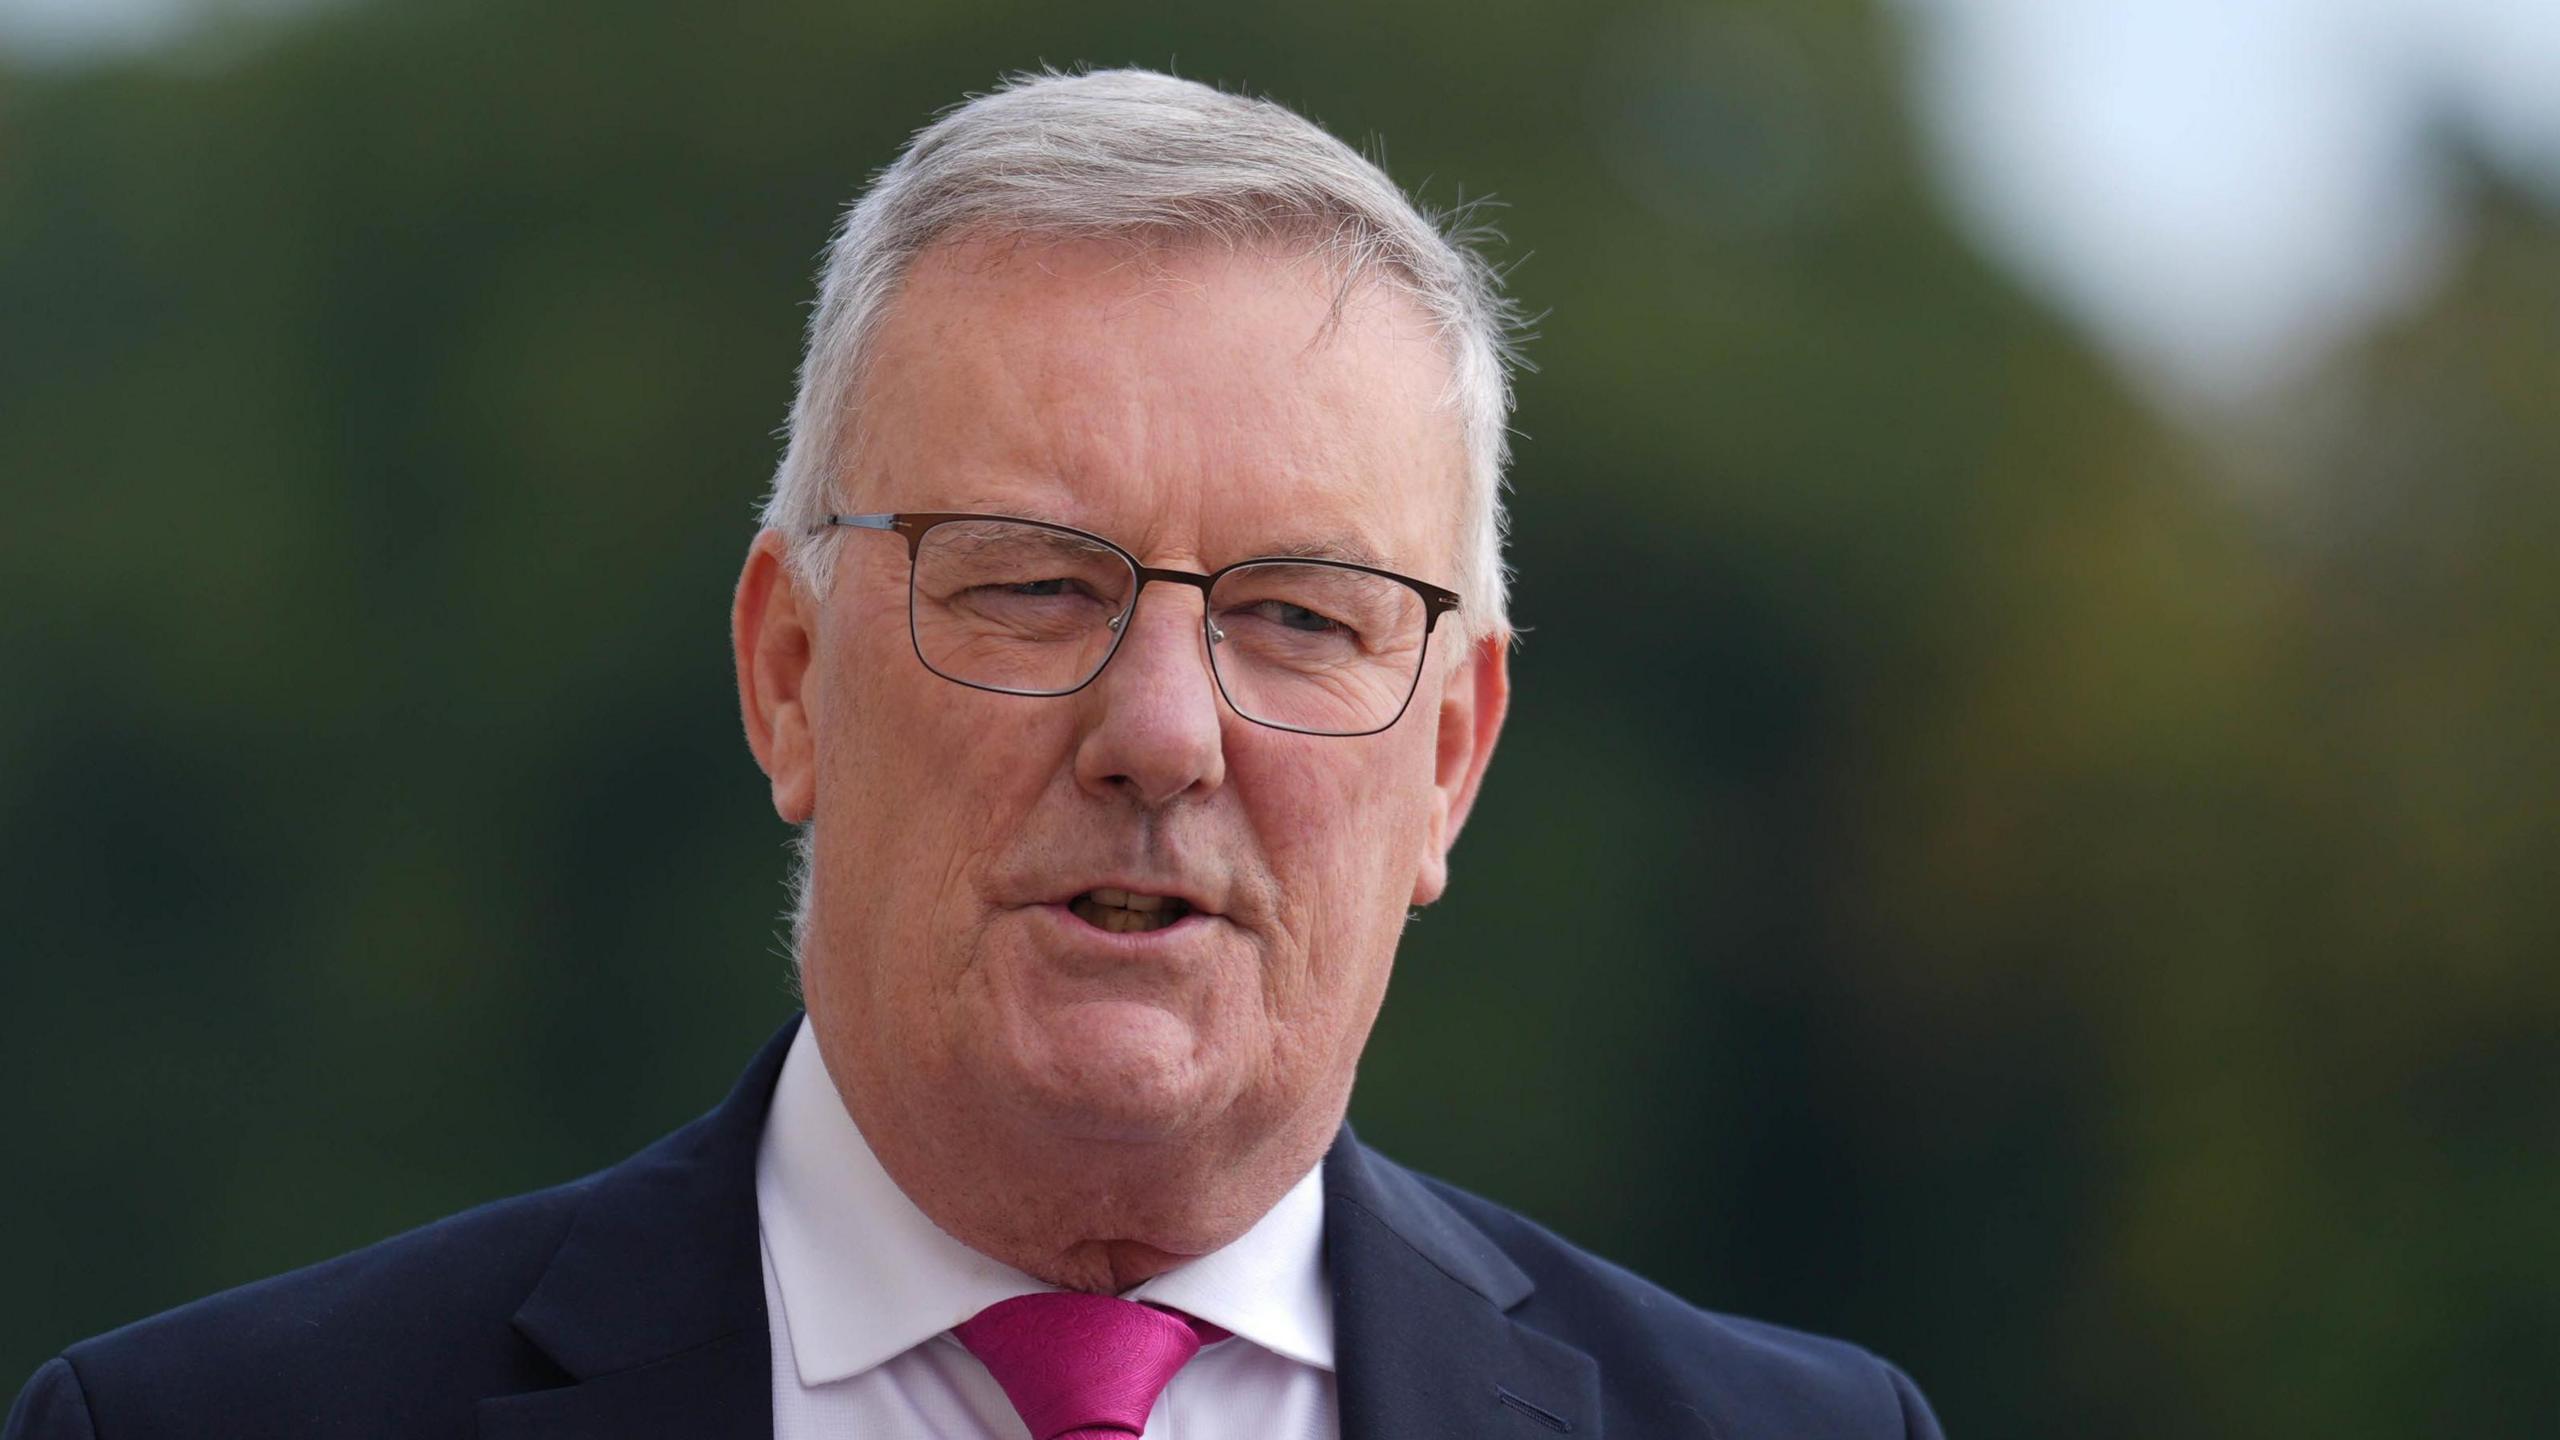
755, 1017, 1335, 1387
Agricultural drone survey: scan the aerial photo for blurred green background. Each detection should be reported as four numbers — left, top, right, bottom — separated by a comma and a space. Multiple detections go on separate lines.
4, 0, 2555, 1434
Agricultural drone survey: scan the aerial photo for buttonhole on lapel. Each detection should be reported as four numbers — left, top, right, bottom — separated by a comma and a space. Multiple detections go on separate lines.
1497, 1386, 1572, 1432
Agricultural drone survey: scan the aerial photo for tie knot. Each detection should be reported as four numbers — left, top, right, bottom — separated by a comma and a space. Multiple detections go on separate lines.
954, 1292, 1229, 1439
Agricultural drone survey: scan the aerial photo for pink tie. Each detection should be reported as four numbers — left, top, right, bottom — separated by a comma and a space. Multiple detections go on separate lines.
954, 1292, 1231, 1439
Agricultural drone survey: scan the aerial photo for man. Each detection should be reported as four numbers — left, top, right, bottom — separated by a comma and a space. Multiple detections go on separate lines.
7, 69, 1940, 1439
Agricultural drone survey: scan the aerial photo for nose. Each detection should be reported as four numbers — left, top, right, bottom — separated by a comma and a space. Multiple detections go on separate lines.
1072, 579, 1229, 808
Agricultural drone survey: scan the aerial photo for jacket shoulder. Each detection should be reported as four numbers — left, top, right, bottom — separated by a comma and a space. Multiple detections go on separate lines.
9, 1016, 802, 1440
1414, 1170, 1942, 1439
12, 1173, 595, 1439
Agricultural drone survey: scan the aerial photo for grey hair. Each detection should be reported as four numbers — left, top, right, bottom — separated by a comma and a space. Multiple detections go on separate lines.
757, 66, 1529, 640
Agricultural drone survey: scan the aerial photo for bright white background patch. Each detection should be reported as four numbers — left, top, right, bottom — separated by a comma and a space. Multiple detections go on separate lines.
1894, 0, 2560, 411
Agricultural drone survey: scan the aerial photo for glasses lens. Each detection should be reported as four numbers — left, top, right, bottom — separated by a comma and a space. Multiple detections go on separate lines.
910, 520, 1135, 694
1208, 562, 1431, 735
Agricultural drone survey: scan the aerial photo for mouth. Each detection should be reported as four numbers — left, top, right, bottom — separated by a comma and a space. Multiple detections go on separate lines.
1064, 887, 1197, 935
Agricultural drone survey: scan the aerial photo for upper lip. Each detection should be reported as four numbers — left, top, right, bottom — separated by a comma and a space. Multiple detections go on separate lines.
1050, 878, 1221, 917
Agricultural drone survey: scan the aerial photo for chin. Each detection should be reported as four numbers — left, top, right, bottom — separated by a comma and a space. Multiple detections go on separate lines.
997, 998, 1229, 1143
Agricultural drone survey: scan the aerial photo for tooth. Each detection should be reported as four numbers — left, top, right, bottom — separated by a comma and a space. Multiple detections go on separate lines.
1123, 892, 1167, 913
1091, 887, 1131, 908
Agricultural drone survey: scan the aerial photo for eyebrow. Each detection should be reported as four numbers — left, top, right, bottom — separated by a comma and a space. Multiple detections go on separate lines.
1258, 534, 1393, 569
944, 498, 1394, 571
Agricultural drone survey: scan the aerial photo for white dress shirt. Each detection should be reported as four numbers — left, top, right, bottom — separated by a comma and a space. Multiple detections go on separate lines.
755, 1018, 1341, 1440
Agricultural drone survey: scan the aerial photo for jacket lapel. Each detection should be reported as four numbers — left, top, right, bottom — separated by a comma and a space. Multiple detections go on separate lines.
477, 1017, 801, 1440
475, 1332, 769, 1440
1325, 1131, 1601, 1439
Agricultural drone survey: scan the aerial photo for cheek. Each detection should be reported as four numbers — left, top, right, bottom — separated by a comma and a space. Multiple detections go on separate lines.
809, 599, 1067, 968
816, 609, 941, 836
1239, 731, 1436, 1004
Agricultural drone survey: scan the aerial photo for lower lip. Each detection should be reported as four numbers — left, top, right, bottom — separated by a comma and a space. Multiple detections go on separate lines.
1033, 902, 1219, 950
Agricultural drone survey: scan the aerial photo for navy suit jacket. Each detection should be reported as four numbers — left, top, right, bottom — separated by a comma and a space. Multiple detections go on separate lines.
7, 1017, 1942, 1438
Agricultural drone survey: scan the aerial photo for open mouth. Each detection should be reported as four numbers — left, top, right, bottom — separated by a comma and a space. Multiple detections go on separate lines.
1066, 887, 1195, 935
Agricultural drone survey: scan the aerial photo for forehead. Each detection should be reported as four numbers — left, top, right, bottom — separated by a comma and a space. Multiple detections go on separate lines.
847, 233, 1466, 575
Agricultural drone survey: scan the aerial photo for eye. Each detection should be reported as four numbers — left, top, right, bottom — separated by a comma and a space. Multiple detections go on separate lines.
965, 576, 1107, 604
1250, 600, 1347, 634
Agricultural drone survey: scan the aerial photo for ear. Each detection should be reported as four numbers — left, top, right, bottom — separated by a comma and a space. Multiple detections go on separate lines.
733, 529, 819, 824
1410, 630, 1511, 907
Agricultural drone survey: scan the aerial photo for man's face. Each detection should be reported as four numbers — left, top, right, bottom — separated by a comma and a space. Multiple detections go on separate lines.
735, 235, 1507, 1165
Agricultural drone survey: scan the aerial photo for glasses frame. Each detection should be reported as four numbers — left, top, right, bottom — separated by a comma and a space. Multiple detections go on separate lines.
815, 511, 1463, 737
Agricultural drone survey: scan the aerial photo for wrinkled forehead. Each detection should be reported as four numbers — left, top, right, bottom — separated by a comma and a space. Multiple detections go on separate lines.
841, 232, 1469, 575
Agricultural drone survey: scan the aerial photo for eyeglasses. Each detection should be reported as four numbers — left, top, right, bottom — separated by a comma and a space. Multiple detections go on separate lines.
813, 512, 1462, 737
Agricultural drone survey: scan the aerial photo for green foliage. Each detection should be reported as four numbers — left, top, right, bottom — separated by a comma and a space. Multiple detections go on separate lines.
3, 2, 2552, 1434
